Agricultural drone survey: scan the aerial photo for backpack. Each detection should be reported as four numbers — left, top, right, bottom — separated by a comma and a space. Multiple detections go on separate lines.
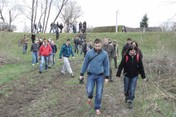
125, 53, 140, 63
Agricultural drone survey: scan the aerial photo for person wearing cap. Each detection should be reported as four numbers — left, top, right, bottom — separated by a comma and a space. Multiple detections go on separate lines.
59, 39, 75, 77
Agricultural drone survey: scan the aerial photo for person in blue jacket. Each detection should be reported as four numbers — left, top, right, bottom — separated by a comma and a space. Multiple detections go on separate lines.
79, 38, 109, 115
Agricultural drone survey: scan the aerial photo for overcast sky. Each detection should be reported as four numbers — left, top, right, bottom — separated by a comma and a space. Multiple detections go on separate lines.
76, 0, 176, 28
10, 0, 176, 32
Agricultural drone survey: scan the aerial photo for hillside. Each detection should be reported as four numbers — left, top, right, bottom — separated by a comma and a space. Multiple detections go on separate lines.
0, 32, 176, 117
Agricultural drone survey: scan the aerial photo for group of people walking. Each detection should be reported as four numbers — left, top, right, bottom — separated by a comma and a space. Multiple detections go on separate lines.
79, 38, 147, 115
20, 34, 147, 115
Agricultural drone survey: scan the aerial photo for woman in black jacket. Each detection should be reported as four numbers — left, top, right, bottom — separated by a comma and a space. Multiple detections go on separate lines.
116, 45, 147, 109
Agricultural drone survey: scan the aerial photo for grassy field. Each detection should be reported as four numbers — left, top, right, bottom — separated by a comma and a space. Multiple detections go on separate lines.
0, 32, 176, 117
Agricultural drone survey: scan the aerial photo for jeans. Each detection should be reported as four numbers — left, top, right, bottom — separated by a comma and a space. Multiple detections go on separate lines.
124, 76, 138, 101
39, 56, 49, 71
23, 44, 28, 54
86, 73, 105, 110
32, 52, 38, 64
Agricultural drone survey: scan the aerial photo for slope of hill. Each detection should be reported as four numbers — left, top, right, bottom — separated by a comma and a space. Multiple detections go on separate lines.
0, 32, 175, 117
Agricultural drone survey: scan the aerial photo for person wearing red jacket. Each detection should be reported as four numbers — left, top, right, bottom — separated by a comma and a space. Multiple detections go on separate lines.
39, 39, 52, 73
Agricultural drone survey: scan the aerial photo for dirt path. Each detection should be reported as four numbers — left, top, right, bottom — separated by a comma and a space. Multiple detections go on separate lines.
0, 59, 136, 117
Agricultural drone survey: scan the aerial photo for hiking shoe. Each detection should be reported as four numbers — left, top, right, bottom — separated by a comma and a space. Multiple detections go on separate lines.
125, 97, 128, 103
109, 79, 113, 82
127, 100, 133, 109
39, 71, 42, 74
95, 110, 101, 115
71, 73, 74, 78
61, 71, 65, 75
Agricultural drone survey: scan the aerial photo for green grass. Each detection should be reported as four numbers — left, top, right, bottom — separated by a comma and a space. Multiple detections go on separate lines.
0, 32, 176, 117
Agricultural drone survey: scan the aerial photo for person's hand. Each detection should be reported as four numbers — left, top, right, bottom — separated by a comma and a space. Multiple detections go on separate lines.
143, 78, 148, 82
105, 79, 108, 84
79, 76, 84, 84
79, 76, 83, 80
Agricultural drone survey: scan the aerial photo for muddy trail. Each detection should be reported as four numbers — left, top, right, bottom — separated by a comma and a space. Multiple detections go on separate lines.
0, 58, 172, 117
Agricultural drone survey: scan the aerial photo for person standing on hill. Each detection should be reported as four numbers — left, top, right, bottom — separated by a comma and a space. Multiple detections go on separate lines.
102, 38, 115, 82
55, 28, 60, 40
79, 38, 109, 115
131, 41, 143, 59
112, 40, 119, 69
51, 41, 57, 65
30, 40, 39, 65
122, 38, 132, 57
116, 45, 147, 109
39, 39, 52, 74
59, 39, 75, 77
20, 35, 29, 54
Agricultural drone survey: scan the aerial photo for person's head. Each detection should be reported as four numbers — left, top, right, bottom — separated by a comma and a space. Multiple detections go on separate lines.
43, 39, 48, 46
24, 35, 26, 38
66, 39, 71, 45
103, 38, 109, 45
51, 41, 55, 45
127, 38, 132, 44
131, 41, 138, 48
94, 38, 102, 52
128, 45, 137, 56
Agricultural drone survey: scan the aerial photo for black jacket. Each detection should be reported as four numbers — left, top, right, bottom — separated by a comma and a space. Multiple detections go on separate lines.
116, 54, 146, 79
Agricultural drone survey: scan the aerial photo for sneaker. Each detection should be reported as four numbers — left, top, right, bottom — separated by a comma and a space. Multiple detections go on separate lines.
61, 71, 65, 75
36, 63, 39, 65
39, 71, 42, 74
127, 100, 133, 109
32, 64, 35, 65
95, 110, 101, 115
71, 73, 74, 78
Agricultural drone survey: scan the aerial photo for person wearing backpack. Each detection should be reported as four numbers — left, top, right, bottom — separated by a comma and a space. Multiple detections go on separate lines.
116, 45, 147, 109
79, 38, 109, 115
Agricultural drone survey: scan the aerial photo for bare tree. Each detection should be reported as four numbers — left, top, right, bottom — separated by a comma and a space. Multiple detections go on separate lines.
33, 0, 38, 25
41, 0, 48, 32
38, 0, 45, 23
0, 0, 7, 22
61, 0, 82, 24
53, 0, 69, 23
0, 0, 21, 31
44, 0, 53, 33
31, 0, 35, 33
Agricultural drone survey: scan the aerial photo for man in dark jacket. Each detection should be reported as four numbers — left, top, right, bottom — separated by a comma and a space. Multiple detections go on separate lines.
30, 40, 39, 65
102, 38, 115, 82
116, 45, 147, 109
121, 38, 132, 57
